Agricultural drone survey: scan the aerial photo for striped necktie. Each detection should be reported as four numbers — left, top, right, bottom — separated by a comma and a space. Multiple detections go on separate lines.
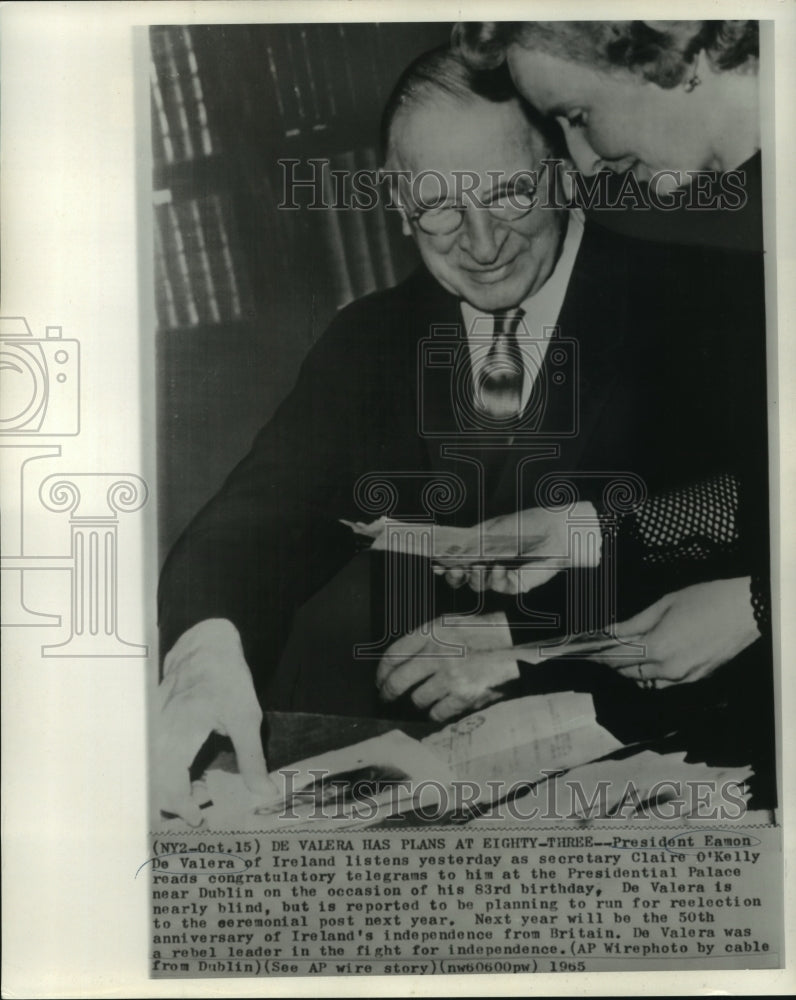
475, 309, 525, 420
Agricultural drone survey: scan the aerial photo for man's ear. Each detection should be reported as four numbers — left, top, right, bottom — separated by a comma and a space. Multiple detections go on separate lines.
379, 164, 414, 238
389, 186, 414, 239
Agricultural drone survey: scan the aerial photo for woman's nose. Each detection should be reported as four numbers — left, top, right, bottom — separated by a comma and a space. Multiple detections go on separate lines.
460, 209, 506, 264
560, 123, 604, 175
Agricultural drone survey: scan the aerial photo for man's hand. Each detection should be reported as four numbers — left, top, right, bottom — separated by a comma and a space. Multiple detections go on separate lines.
432, 502, 600, 594
376, 612, 520, 722
546, 578, 759, 689
153, 619, 280, 825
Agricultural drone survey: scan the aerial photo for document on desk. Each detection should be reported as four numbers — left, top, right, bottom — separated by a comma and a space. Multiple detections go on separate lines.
162, 693, 620, 828
422, 692, 623, 798
547, 750, 753, 819
166, 729, 459, 831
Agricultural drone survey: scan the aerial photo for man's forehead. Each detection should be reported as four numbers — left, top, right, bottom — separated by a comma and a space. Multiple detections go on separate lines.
390, 95, 547, 178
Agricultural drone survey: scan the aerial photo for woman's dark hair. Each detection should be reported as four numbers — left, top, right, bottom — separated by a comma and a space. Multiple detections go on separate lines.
380, 44, 565, 163
454, 20, 758, 88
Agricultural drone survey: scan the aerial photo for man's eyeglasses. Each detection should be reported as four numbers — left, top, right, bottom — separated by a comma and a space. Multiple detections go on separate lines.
408, 175, 540, 237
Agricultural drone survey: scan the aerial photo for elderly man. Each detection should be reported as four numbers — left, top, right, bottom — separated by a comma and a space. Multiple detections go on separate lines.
155, 47, 763, 823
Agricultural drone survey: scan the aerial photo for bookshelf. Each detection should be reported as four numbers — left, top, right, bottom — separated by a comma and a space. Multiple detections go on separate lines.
149, 22, 452, 555
149, 22, 452, 334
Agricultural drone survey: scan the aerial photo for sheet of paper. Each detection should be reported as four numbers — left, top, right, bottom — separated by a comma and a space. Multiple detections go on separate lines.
543, 750, 754, 819
341, 516, 562, 566
422, 692, 623, 796
342, 516, 471, 558
158, 729, 458, 831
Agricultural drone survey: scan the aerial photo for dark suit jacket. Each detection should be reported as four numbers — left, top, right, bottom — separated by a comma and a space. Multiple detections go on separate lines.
159, 222, 767, 728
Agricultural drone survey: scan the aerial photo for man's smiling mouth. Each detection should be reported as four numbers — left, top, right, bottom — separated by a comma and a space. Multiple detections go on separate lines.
462, 256, 519, 282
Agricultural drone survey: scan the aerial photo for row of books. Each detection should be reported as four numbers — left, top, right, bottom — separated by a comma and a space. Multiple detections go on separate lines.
153, 147, 418, 332
150, 23, 450, 166
153, 192, 248, 331
150, 26, 215, 166
149, 24, 446, 330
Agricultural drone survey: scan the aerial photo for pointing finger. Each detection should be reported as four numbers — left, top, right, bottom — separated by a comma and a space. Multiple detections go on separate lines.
225, 706, 276, 802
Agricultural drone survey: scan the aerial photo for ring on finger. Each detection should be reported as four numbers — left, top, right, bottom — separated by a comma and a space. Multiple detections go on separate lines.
636, 664, 657, 691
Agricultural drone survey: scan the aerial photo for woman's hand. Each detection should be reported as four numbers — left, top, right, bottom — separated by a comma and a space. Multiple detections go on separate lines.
376, 612, 520, 721
432, 502, 600, 594
548, 578, 759, 689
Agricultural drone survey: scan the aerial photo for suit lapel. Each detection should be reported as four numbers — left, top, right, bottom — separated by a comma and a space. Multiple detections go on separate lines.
541, 223, 630, 467
408, 276, 469, 471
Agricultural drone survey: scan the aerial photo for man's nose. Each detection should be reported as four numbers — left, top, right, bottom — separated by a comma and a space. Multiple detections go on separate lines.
459, 209, 507, 265
560, 123, 604, 175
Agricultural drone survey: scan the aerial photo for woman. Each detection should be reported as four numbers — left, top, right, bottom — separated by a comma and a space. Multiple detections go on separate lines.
454, 20, 762, 251
384, 21, 771, 723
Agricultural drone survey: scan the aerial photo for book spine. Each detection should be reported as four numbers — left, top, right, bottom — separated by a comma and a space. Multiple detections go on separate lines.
161, 28, 195, 161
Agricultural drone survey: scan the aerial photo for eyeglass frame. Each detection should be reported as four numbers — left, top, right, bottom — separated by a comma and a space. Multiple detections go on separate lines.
405, 167, 547, 237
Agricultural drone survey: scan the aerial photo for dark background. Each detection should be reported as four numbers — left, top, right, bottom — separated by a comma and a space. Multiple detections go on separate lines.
151, 23, 453, 558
